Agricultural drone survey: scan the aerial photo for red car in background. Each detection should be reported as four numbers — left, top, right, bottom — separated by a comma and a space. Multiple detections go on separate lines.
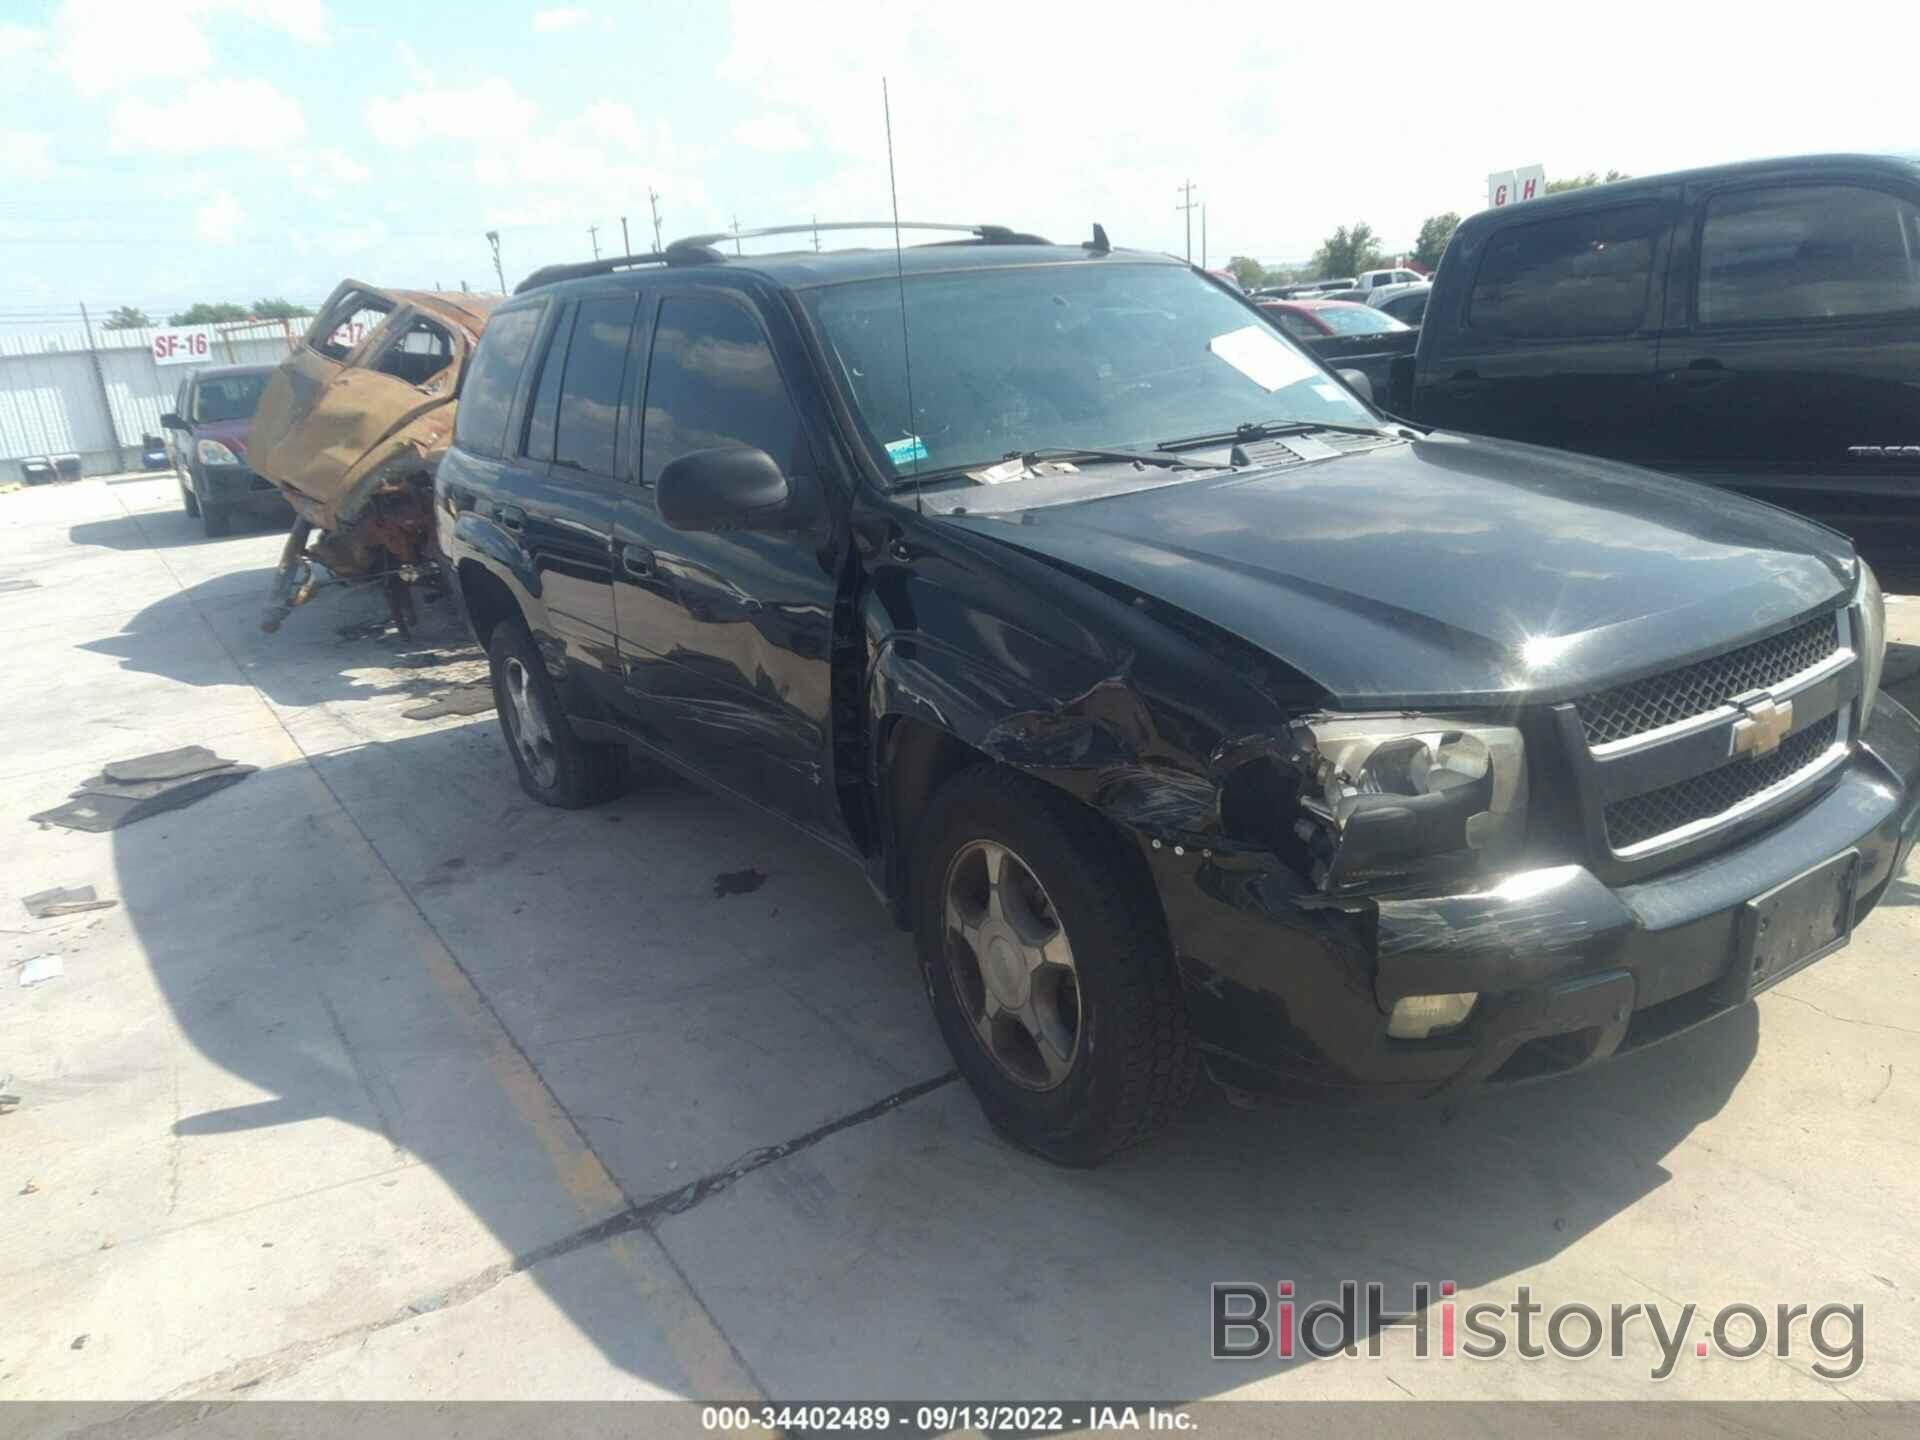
1255, 298, 1417, 404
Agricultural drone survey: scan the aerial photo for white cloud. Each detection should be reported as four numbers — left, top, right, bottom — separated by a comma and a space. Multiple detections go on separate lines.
112, 78, 307, 152
0, 22, 43, 59
55, 0, 329, 98
0, 132, 58, 182
196, 192, 243, 245
284, 145, 372, 198
733, 113, 809, 154
532, 6, 592, 30
365, 77, 539, 148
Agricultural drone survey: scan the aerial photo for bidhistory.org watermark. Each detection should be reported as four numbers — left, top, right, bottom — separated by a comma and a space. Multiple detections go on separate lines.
1212, 1281, 1865, 1380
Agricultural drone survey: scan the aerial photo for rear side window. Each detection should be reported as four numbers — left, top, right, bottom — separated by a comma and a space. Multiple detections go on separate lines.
1697, 184, 1920, 326
453, 304, 543, 459
640, 294, 809, 487
373, 317, 454, 386
1266, 309, 1321, 341
1469, 204, 1663, 339
310, 289, 394, 361
522, 305, 575, 463
554, 294, 639, 477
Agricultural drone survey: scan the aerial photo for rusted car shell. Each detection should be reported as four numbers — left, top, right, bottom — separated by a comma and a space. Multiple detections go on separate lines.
250, 283, 497, 533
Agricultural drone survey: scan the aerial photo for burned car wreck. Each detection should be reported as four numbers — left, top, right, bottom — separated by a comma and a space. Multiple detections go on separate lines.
249, 280, 496, 634
433, 226, 1920, 1164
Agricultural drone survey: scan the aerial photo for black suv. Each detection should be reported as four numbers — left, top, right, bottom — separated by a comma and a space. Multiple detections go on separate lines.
1398, 153, 1920, 534
438, 223, 1920, 1165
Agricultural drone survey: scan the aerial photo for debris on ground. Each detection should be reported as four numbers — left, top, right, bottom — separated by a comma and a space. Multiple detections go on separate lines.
0, 1076, 17, 1115
21, 885, 117, 919
20, 1178, 39, 1194
29, 747, 256, 833
403, 683, 494, 720
0, 578, 42, 594
712, 867, 768, 898
18, 955, 64, 987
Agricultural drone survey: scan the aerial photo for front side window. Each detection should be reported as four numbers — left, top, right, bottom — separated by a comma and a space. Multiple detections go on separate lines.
804, 262, 1370, 481
1697, 184, 1920, 326
1469, 203, 1663, 339
640, 294, 809, 486
453, 303, 543, 459
554, 294, 639, 476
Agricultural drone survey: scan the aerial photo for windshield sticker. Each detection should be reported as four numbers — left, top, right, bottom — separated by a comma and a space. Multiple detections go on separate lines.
1313, 383, 1347, 403
884, 435, 928, 465
1208, 325, 1319, 392
968, 458, 1080, 485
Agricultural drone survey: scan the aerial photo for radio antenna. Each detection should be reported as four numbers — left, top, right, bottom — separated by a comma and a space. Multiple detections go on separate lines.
883, 77, 922, 515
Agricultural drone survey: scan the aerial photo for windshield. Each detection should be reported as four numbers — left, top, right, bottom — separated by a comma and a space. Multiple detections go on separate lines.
801, 262, 1373, 483
1310, 305, 1411, 337
192, 373, 269, 422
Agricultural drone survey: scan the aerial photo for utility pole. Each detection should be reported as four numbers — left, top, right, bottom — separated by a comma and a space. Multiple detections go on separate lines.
620, 215, 630, 257
77, 301, 128, 472
648, 188, 663, 250
588, 224, 601, 260
1176, 180, 1198, 263
812, 215, 820, 252
730, 215, 742, 256
1201, 204, 1208, 269
485, 230, 506, 293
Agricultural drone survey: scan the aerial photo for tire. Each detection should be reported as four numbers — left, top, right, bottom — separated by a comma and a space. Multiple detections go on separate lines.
487, 616, 628, 808
914, 763, 1198, 1165
180, 474, 200, 517
201, 500, 230, 537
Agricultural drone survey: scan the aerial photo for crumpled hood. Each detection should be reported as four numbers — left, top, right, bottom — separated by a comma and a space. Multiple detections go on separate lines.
943, 432, 1856, 708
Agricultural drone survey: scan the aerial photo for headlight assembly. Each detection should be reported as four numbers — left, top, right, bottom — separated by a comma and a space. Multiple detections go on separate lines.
1294, 714, 1528, 889
196, 438, 242, 466
1855, 559, 1886, 720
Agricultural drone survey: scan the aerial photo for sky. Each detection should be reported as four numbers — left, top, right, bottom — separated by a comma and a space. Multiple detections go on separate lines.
0, 0, 1916, 325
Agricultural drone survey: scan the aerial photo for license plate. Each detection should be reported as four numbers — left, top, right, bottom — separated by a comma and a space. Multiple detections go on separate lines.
1719, 851, 1860, 1005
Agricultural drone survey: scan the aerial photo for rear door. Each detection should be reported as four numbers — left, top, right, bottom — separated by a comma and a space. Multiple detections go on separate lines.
611, 284, 848, 844
1650, 173, 1920, 526
1416, 198, 1673, 461
505, 290, 641, 693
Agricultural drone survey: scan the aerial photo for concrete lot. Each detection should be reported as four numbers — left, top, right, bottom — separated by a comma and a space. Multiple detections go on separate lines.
3, 473, 1920, 1409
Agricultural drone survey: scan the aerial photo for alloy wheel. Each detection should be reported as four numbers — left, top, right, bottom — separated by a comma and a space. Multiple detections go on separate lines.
502, 656, 559, 788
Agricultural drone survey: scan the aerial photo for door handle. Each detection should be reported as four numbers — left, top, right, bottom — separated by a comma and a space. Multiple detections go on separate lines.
619, 543, 655, 578
495, 504, 526, 530
1659, 359, 1733, 390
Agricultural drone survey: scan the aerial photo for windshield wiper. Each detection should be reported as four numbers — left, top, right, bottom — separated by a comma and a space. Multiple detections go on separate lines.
1157, 419, 1397, 451
885, 445, 1204, 491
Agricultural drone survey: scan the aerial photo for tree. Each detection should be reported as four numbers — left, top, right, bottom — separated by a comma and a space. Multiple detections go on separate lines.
252, 297, 313, 320
167, 301, 250, 326
101, 305, 152, 330
1545, 169, 1630, 195
1225, 256, 1267, 290
1311, 223, 1383, 280
1411, 213, 1460, 272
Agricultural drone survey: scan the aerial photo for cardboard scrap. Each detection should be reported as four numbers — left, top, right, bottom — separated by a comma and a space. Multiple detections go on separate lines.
21, 885, 117, 919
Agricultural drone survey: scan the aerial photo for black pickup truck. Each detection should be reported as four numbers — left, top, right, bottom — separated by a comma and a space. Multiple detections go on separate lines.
1393, 153, 1920, 534
437, 223, 1919, 1165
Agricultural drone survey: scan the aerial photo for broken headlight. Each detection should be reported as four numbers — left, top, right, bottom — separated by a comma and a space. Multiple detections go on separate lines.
1294, 715, 1527, 889
1856, 559, 1886, 719
196, 438, 241, 466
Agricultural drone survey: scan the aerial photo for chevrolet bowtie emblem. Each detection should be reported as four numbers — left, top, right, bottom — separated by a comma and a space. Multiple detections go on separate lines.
1730, 696, 1793, 759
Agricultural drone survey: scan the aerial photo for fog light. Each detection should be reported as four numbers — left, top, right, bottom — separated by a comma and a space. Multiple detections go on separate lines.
1387, 991, 1478, 1039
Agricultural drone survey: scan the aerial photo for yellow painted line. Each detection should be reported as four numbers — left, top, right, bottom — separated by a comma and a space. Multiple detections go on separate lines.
416, 932, 765, 1402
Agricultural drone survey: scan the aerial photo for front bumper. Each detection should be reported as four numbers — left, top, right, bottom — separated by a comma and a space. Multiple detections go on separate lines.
198, 462, 291, 508
1159, 693, 1920, 1103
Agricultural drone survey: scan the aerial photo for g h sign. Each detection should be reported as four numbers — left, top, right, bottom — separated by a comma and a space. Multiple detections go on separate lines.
1488, 164, 1548, 208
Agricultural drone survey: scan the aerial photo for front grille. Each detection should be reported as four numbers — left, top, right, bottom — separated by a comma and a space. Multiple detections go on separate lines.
1603, 713, 1840, 850
1577, 613, 1841, 747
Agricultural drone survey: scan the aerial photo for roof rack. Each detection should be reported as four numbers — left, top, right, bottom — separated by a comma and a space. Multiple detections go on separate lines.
513, 242, 724, 295
669, 221, 1051, 250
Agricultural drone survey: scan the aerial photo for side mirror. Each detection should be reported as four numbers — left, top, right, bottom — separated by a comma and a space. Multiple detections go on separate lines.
160, 412, 184, 430
1336, 368, 1375, 405
656, 446, 793, 533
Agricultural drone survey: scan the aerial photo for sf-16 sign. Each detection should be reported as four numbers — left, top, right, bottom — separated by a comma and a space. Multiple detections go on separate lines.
151, 327, 217, 366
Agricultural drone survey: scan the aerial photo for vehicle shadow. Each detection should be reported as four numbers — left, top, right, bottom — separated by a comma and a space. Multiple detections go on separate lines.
111, 718, 1763, 1397
72, 565, 485, 712
69, 503, 293, 552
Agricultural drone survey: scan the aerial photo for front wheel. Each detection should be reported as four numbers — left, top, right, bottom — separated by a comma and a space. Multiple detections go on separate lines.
179, 473, 201, 517
915, 764, 1198, 1165
487, 617, 627, 808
